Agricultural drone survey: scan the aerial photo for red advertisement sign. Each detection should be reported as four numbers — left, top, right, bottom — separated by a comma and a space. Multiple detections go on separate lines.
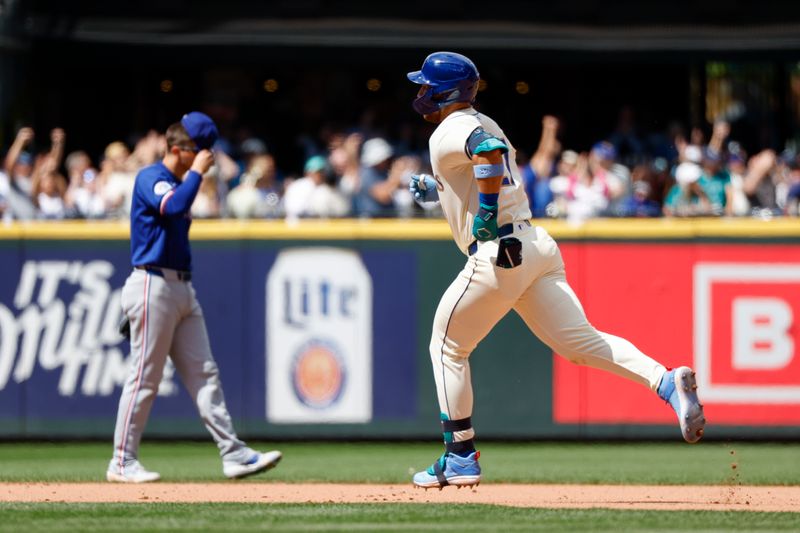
553, 244, 800, 426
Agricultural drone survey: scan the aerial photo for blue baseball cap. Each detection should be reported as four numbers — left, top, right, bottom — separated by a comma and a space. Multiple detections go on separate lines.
779, 149, 798, 165
703, 146, 722, 163
17, 151, 33, 166
591, 141, 617, 161
728, 152, 744, 164
180, 112, 219, 150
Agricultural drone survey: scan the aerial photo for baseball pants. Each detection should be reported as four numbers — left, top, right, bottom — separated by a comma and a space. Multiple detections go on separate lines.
111, 269, 247, 471
430, 224, 667, 443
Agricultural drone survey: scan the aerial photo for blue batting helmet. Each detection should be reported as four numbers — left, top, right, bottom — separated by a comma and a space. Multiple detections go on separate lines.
407, 52, 480, 115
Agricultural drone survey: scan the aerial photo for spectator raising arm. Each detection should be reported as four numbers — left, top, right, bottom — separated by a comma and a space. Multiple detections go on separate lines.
4, 127, 34, 175
742, 149, 776, 197
530, 115, 560, 178
708, 121, 730, 156
48, 128, 66, 171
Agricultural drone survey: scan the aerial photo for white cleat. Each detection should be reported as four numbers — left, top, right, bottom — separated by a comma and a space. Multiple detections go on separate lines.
223, 450, 282, 479
106, 460, 161, 483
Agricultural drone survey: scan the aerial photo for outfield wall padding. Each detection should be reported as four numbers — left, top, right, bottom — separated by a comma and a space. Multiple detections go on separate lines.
0, 218, 799, 439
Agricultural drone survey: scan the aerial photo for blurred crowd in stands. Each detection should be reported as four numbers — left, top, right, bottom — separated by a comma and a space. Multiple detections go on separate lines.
2, 112, 800, 222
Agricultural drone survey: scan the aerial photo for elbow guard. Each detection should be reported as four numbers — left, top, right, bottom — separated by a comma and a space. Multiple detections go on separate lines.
466, 127, 508, 158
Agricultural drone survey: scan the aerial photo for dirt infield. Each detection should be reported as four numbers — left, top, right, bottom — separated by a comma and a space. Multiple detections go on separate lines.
1, 483, 799, 511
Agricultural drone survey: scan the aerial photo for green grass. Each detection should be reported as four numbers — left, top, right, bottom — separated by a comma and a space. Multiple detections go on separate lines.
2, 442, 798, 531
0, 441, 798, 485
0, 503, 798, 532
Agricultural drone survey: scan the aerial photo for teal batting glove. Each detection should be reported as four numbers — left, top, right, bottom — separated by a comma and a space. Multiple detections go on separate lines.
473, 203, 498, 241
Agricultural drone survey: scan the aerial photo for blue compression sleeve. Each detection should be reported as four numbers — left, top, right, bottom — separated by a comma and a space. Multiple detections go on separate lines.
162, 170, 202, 216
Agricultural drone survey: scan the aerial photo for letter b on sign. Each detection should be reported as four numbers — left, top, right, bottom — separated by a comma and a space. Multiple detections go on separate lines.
733, 297, 794, 370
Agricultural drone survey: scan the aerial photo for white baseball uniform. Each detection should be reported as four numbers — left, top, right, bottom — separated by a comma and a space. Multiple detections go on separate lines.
427, 107, 667, 443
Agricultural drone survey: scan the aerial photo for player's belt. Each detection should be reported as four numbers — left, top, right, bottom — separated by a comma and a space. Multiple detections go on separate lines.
135, 265, 192, 281
468, 220, 531, 256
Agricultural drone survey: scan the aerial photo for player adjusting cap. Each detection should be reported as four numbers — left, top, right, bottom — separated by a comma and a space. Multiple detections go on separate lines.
181, 112, 219, 150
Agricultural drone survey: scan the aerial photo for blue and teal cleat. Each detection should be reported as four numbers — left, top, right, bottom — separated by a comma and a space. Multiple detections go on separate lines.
412, 451, 482, 490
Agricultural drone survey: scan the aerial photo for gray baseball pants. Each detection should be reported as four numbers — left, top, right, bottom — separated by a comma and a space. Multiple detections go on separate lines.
111, 268, 247, 472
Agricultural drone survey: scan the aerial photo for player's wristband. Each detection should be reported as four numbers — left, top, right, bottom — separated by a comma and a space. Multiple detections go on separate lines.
473, 163, 505, 179
479, 192, 498, 206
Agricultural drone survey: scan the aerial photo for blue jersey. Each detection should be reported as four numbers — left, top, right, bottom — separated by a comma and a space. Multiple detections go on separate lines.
130, 162, 202, 271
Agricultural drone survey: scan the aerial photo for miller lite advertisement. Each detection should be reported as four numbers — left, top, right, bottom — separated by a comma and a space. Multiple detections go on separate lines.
265, 248, 373, 424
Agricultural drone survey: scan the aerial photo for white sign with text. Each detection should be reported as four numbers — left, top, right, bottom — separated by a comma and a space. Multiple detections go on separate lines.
266, 248, 372, 423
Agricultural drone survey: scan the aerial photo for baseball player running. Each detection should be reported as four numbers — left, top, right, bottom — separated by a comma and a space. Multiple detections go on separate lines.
107, 112, 281, 483
406, 52, 705, 490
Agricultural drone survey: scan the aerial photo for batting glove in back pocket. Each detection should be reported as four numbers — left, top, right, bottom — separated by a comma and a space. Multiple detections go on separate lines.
495, 237, 523, 269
